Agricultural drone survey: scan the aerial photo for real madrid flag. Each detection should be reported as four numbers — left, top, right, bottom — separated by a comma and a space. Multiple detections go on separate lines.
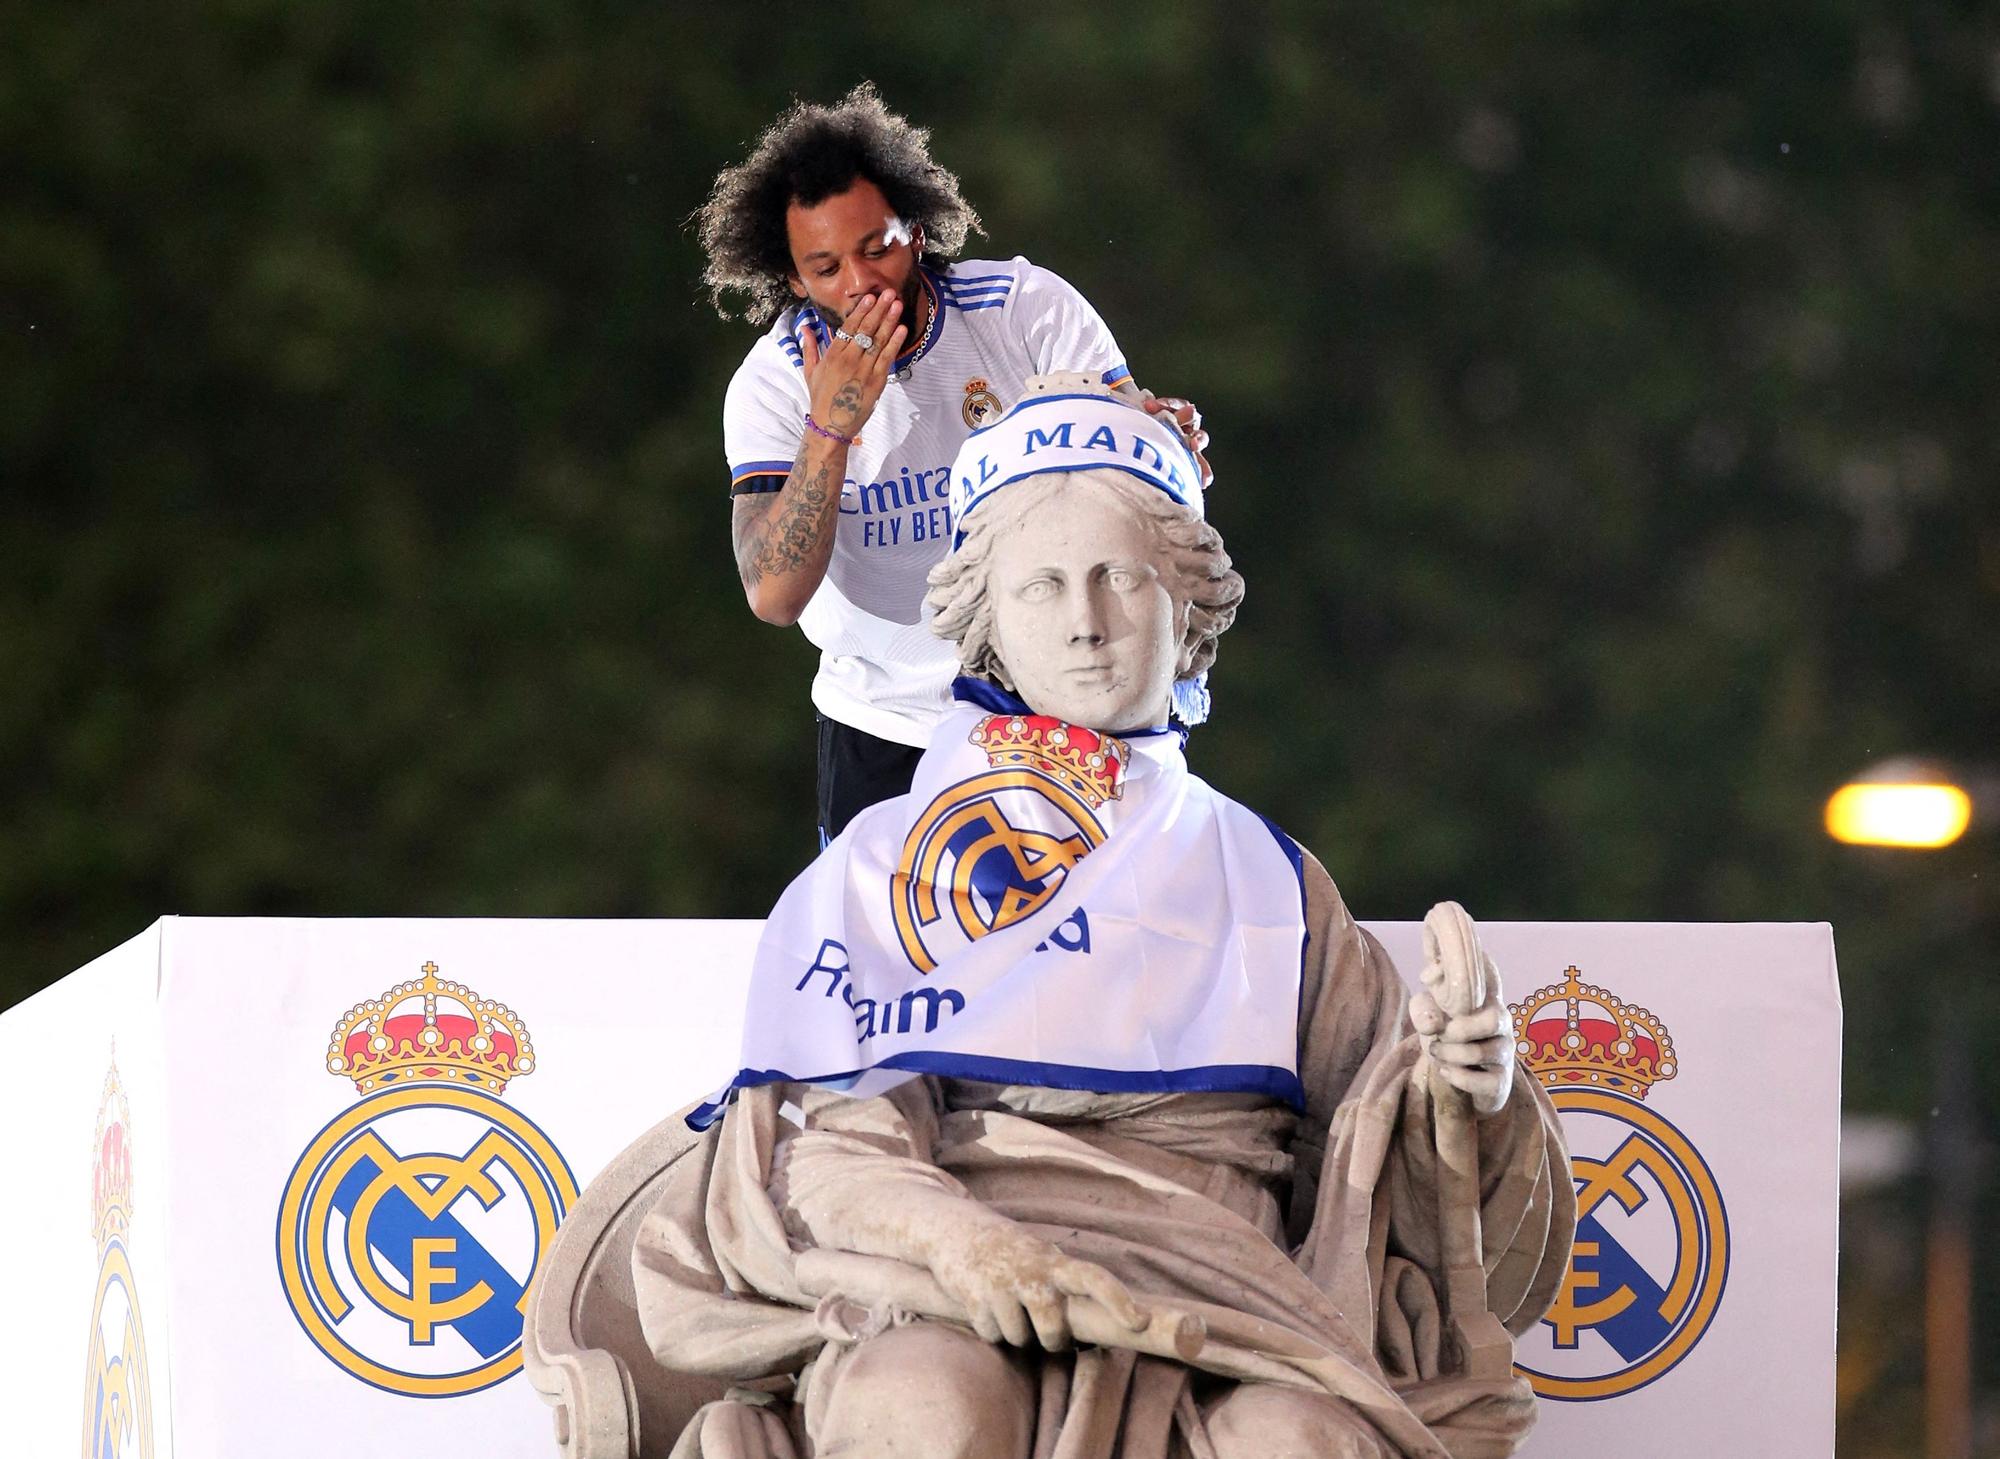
691, 682, 1311, 1126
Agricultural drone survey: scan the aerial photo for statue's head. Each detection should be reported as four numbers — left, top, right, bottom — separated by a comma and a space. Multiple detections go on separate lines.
928, 380, 1243, 731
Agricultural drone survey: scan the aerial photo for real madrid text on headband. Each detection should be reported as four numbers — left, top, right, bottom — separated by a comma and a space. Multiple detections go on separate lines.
946, 386, 1207, 549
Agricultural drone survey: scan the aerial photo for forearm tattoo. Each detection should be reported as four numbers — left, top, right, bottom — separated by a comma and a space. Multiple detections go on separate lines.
735, 447, 837, 594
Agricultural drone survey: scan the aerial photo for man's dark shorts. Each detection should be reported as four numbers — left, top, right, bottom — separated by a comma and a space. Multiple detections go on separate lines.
816, 714, 923, 845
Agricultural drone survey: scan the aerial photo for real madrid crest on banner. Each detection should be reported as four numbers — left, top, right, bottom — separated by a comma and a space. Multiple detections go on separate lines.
1510, 967, 1729, 1400
83, 1057, 154, 1459
276, 962, 578, 1398
892, 714, 1124, 973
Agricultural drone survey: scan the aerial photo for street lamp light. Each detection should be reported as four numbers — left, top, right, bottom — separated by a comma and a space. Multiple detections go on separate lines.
1824, 757, 1977, 849
1825, 755, 1993, 1459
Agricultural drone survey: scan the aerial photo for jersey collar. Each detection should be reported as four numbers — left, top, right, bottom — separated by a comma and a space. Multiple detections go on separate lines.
894, 268, 948, 372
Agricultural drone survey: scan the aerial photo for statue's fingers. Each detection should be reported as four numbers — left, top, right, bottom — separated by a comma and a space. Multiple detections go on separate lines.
1429, 1033, 1510, 1069
1408, 989, 1447, 1037
1020, 1284, 1072, 1351
1437, 1061, 1510, 1114
992, 1293, 1034, 1349
966, 1300, 1005, 1346
1057, 1260, 1145, 1331
1441, 1002, 1507, 1044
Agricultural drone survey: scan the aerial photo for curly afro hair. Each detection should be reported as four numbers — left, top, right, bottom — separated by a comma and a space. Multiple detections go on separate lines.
694, 83, 984, 325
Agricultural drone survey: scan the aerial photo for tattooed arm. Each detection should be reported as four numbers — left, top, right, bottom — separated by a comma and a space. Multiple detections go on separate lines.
733, 290, 908, 625
733, 432, 846, 625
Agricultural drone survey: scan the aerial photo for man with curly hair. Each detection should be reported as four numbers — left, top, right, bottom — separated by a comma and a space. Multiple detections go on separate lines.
698, 84, 1209, 843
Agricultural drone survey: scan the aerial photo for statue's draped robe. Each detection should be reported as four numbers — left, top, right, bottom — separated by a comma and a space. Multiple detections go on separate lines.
633, 854, 1573, 1458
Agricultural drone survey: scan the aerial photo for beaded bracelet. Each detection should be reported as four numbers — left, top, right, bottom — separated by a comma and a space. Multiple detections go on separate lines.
803, 413, 859, 447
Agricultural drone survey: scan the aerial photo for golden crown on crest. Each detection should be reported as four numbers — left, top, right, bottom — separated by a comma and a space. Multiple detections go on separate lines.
1510, 965, 1677, 1100
91, 1062, 134, 1243
325, 962, 535, 1098
971, 714, 1128, 809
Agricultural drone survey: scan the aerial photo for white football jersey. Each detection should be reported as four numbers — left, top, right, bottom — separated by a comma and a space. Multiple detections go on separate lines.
723, 256, 1130, 746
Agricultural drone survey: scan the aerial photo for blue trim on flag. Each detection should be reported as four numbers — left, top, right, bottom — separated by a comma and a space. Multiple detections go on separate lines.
1255, 813, 1311, 1028
950, 675, 1030, 714
943, 271, 1015, 285
944, 299, 1008, 311
939, 281, 1012, 298
947, 676, 1177, 739
688, 1058, 1305, 1130
1256, 814, 1306, 893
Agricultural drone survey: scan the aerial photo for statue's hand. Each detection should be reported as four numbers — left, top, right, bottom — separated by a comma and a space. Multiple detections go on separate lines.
925, 1218, 1146, 1350
1410, 986, 1516, 1116
1415, 901, 1515, 1117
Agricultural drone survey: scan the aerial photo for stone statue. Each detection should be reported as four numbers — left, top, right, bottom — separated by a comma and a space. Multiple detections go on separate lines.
612, 382, 1574, 1458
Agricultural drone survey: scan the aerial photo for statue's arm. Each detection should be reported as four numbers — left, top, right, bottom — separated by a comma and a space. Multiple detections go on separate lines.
773, 1082, 1143, 1349
1294, 851, 1408, 1125
1288, 853, 1575, 1343
1282, 851, 1411, 1246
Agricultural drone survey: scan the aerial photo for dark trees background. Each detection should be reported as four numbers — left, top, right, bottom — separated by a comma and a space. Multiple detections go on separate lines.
4, 5, 1994, 1449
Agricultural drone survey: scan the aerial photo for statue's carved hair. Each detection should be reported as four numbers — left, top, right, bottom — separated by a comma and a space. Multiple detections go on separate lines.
694, 83, 984, 325
927, 471, 1243, 695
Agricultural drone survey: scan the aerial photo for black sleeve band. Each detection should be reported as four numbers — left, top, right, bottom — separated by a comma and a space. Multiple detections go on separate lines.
729, 473, 788, 497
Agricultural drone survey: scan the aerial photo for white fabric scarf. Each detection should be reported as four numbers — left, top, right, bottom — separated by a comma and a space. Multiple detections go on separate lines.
691, 693, 1308, 1128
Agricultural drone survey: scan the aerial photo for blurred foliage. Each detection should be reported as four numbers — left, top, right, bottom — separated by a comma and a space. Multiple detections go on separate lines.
2, 2, 1996, 1446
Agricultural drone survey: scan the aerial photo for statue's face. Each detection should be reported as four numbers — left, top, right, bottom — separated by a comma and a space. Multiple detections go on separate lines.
985, 482, 1181, 731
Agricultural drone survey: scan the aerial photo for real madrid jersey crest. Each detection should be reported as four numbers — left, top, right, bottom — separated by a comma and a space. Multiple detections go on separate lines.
722, 258, 1132, 746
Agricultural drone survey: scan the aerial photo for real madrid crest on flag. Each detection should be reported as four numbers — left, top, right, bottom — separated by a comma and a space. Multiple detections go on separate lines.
892, 713, 1125, 973
276, 962, 578, 1398
83, 1056, 154, 1459
1509, 966, 1729, 1400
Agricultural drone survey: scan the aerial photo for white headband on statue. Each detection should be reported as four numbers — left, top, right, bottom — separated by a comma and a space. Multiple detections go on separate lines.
947, 387, 1205, 548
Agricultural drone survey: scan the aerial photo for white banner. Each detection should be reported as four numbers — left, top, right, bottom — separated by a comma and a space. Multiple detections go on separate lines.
1, 923, 177, 1459
0, 916, 1836, 1457
1370, 921, 1840, 1457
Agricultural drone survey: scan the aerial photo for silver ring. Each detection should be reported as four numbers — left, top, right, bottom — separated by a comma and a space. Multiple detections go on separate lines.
833, 328, 853, 342
852, 332, 875, 352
